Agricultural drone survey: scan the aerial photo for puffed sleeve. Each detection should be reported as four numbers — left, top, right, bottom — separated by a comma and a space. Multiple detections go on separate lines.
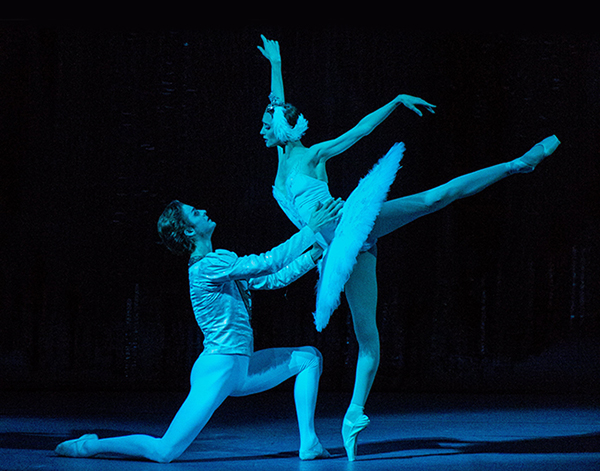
200, 226, 317, 284
247, 251, 316, 290
192, 249, 237, 283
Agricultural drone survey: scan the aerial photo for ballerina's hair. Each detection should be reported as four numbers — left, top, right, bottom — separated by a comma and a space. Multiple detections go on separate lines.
265, 93, 309, 143
157, 200, 195, 256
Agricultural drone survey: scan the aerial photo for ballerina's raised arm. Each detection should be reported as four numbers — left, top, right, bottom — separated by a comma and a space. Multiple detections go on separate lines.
258, 34, 435, 166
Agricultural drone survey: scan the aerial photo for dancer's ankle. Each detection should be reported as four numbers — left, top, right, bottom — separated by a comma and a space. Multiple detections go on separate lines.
300, 436, 320, 452
509, 135, 560, 174
344, 403, 365, 422
299, 439, 330, 460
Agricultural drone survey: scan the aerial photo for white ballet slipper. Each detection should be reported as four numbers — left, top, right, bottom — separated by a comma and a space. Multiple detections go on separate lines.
342, 414, 370, 461
299, 441, 331, 460
55, 433, 98, 458
511, 135, 561, 173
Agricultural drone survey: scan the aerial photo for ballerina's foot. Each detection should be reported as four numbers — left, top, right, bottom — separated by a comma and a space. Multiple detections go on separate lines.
511, 135, 561, 173
342, 414, 370, 461
299, 441, 331, 460
55, 434, 98, 458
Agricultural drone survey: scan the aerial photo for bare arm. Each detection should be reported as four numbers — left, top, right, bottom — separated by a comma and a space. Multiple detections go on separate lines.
258, 35, 436, 165
258, 35, 284, 102
311, 94, 436, 163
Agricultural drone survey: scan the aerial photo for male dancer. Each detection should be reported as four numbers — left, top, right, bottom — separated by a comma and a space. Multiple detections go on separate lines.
55, 197, 342, 463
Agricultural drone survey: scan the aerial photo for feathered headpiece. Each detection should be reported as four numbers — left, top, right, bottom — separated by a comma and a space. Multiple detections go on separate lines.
267, 93, 309, 143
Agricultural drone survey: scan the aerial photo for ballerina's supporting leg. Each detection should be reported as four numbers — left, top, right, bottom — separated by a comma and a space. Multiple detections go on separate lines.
342, 250, 378, 461
335, 135, 560, 461
371, 135, 561, 240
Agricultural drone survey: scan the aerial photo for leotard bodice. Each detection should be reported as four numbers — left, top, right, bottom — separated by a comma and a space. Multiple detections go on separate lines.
272, 142, 404, 331
273, 170, 376, 251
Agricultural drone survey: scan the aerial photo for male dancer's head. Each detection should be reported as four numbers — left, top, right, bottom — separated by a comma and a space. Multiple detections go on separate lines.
157, 200, 216, 257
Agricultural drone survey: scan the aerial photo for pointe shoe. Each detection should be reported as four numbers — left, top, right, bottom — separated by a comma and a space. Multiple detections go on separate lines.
299, 441, 331, 460
342, 414, 370, 461
512, 135, 561, 173
55, 434, 98, 457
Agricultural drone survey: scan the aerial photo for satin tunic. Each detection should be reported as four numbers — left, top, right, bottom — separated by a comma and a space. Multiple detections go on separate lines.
188, 226, 317, 356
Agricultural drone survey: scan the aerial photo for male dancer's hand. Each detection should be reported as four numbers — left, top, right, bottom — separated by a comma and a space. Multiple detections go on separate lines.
308, 198, 343, 234
310, 243, 324, 263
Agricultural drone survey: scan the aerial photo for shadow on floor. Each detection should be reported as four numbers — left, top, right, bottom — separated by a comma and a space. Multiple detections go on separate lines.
353, 432, 600, 461
2, 430, 600, 462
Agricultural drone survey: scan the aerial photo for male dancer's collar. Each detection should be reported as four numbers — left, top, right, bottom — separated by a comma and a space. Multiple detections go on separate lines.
188, 255, 204, 267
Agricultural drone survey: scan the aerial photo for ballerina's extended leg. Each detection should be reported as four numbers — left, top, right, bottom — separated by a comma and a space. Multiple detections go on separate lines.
336, 134, 561, 462
508, 135, 561, 174
371, 135, 561, 239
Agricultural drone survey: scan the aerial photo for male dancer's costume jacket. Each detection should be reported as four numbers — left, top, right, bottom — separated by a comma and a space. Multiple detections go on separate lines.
188, 226, 318, 357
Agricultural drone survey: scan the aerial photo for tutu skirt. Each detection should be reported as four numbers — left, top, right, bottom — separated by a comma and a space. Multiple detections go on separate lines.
313, 142, 404, 331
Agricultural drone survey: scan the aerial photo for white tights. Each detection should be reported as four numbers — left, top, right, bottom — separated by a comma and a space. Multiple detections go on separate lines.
79, 347, 322, 463
339, 135, 560, 460
345, 159, 521, 411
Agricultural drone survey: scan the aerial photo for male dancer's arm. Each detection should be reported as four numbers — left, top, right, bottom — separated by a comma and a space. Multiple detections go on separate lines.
202, 201, 339, 284
247, 244, 323, 291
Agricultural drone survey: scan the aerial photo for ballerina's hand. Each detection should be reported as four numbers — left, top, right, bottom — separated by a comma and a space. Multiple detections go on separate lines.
395, 94, 436, 116
308, 198, 343, 234
258, 34, 281, 64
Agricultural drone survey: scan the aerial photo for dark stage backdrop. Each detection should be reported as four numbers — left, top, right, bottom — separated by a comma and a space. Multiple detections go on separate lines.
1, 25, 599, 394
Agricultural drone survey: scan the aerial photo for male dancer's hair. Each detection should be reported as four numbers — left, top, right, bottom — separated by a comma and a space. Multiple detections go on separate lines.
157, 200, 195, 256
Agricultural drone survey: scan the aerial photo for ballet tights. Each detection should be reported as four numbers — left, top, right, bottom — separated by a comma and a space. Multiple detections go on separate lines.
57, 347, 323, 463
340, 136, 560, 459
372, 135, 560, 240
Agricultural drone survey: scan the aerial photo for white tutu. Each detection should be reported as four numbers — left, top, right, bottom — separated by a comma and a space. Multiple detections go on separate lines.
313, 142, 404, 331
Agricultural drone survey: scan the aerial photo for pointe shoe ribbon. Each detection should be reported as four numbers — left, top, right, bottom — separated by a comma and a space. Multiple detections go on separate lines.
342, 414, 370, 461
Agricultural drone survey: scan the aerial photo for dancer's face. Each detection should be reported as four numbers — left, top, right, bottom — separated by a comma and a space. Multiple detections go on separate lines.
181, 204, 216, 238
260, 112, 281, 148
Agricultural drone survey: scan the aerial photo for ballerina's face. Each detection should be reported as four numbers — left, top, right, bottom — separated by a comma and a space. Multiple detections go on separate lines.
260, 112, 282, 148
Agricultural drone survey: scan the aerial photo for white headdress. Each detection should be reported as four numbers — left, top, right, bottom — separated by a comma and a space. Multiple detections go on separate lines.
267, 93, 309, 143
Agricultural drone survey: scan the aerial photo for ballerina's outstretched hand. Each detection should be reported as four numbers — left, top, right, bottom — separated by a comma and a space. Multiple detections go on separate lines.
258, 34, 281, 64
394, 94, 436, 116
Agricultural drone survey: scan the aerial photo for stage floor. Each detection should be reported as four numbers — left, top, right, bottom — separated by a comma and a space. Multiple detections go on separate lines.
2, 390, 600, 470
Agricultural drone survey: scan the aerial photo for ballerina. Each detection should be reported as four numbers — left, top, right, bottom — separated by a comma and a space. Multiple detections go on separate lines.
258, 34, 560, 461
55, 198, 342, 463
